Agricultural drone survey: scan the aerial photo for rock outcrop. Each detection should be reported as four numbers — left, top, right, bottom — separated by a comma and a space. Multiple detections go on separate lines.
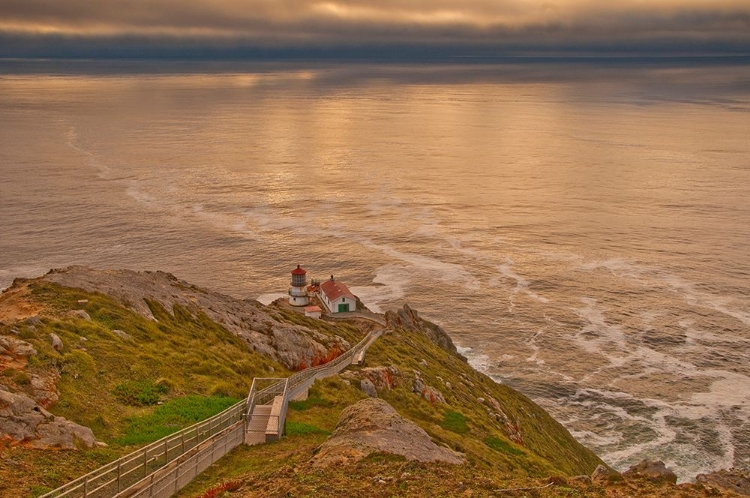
360, 379, 378, 398
314, 398, 464, 467
385, 304, 462, 358
696, 469, 750, 496
591, 464, 622, 483
0, 390, 96, 449
0, 336, 37, 357
42, 266, 349, 370
622, 460, 677, 484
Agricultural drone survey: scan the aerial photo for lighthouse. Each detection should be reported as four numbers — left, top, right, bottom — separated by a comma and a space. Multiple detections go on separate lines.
288, 264, 309, 306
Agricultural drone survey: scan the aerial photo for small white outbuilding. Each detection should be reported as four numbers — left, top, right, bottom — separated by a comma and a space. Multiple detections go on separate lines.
304, 306, 322, 319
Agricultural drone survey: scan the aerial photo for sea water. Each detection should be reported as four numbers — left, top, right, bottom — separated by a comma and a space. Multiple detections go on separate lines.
1, 59, 749, 480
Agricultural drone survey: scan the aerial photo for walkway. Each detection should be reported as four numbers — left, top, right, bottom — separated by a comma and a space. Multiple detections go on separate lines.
40, 327, 384, 498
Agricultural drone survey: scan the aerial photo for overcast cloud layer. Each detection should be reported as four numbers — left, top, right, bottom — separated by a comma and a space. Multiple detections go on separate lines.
2, 0, 750, 58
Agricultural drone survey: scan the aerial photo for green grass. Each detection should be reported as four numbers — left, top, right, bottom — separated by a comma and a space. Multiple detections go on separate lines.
286, 421, 329, 436
116, 395, 239, 445
484, 436, 524, 455
17, 282, 288, 442
440, 410, 470, 434
288, 395, 334, 411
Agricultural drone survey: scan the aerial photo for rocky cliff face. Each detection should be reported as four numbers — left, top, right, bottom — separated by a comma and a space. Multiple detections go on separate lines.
385, 303, 463, 358
0, 389, 96, 449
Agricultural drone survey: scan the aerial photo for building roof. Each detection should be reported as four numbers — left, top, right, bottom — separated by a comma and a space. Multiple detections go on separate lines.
304, 306, 322, 313
291, 265, 307, 275
320, 278, 356, 302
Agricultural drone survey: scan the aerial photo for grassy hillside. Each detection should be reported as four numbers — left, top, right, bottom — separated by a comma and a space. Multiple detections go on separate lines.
6, 275, 698, 498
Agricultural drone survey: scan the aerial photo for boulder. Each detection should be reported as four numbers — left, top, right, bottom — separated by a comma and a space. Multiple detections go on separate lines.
50, 333, 64, 351
0, 390, 96, 449
362, 366, 400, 390
314, 398, 464, 467
30, 417, 97, 449
0, 336, 36, 357
360, 379, 378, 398
70, 310, 91, 321
622, 460, 677, 484
111, 329, 132, 341
412, 377, 446, 404
591, 464, 622, 483
696, 468, 750, 495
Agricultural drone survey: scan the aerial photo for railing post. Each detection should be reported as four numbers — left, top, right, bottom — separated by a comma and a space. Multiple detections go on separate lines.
164, 439, 169, 463
143, 447, 148, 477
117, 459, 122, 493
181, 432, 185, 454
83, 477, 88, 498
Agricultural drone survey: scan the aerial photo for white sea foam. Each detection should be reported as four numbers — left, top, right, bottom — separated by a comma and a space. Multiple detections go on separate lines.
256, 293, 287, 306
349, 265, 410, 313
496, 258, 549, 307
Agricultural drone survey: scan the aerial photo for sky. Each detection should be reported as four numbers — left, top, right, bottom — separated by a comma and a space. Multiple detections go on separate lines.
1, 0, 749, 58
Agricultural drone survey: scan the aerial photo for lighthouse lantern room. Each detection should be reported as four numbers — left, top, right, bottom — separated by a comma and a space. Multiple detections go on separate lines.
288, 265, 310, 306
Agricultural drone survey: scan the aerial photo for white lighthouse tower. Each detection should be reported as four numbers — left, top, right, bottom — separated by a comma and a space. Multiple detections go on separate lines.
288, 264, 310, 306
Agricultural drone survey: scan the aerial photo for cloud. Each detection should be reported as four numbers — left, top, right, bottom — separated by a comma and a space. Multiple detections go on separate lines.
1, 0, 749, 57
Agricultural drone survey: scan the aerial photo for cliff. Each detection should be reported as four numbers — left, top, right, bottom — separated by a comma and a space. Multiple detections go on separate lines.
0, 267, 742, 497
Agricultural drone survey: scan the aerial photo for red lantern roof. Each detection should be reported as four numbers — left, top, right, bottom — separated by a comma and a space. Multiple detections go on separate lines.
291, 265, 307, 275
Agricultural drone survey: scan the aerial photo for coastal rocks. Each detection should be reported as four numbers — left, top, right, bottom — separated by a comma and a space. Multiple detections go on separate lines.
622, 460, 677, 484
360, 379, 378, 398
696, 469, 750, 496
50, 333, 64, 352
313, 398, 464, 467
0, 390, 96, 449
384, 304, 462, 357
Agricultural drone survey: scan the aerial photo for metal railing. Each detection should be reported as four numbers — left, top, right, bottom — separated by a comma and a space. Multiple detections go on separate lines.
116, 422, 245, 498
40, 402, 246, 498
244, 328, 384, 441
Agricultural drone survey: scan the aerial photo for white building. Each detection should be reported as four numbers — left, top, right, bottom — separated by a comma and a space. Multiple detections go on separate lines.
304, 306, 322, 319
288, 265, 309, 306
319, 275, 356, 313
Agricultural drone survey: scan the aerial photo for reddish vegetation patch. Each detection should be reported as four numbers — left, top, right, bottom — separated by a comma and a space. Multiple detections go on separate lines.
296, 344, 346, 371
198, 480, 242, 498
0, 281, 42, 322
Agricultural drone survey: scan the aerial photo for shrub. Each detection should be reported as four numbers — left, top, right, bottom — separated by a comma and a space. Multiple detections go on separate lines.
116, 395, 239, 446
113, 379, 168, 406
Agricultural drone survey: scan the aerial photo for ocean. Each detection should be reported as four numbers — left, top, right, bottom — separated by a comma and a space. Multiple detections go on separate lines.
1, 59, 749, 481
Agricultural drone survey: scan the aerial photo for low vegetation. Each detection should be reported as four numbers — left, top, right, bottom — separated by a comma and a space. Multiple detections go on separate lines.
2, 276, 720, 498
